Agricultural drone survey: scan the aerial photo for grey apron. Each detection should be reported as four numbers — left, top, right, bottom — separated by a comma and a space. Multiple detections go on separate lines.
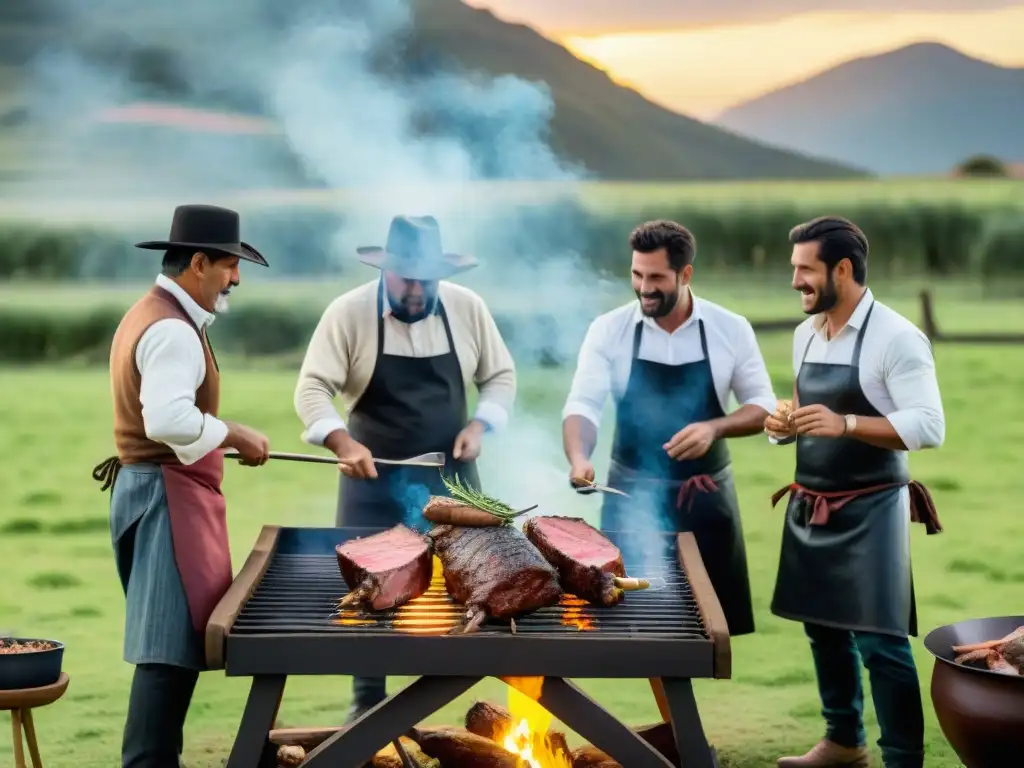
600, 318, 756, 637
770, 301, 941, 637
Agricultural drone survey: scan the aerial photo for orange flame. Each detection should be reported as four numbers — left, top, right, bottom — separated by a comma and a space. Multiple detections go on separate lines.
502, 679, 573, 767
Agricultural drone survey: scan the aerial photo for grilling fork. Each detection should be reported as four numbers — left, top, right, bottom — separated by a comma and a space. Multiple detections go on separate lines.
223, 449, 446, 468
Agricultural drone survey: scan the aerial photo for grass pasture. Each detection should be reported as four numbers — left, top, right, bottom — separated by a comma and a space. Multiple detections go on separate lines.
2, 283, 1023, 767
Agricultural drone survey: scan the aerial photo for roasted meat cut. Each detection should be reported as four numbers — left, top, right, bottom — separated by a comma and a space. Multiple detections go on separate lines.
428, 524, 562, 633
523, 516, 627, 606
335, 524, 433, 611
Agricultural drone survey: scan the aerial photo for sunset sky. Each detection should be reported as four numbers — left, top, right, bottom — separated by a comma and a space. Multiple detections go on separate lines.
464, 1, 1024, 118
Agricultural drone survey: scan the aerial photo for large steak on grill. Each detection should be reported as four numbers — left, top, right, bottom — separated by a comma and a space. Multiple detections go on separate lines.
335, 524, 433, 611
522, 516, 626, 606
428, 524, 562, 633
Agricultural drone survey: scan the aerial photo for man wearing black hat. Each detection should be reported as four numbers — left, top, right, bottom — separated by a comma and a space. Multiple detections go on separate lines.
93, 204, 272, 767
294, 214, 516, 719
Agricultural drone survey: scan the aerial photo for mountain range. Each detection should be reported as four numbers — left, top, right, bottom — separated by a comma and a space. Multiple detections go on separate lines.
714, 42, 1024, 176
0, 0, 858, 183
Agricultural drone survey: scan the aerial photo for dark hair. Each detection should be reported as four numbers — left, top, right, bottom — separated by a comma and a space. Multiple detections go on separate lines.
161, 247, 231, 277
789, 215, 868, 285
628, 220, 696, 271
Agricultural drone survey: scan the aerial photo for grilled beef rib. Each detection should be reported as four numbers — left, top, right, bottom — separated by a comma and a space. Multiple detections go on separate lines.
522, 516, 626, 606
335, 524, 433, 610
428, 524, 562, 633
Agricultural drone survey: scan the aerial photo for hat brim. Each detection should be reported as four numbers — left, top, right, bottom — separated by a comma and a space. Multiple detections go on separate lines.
134, 240, 269, 267
356, 246, 478, 280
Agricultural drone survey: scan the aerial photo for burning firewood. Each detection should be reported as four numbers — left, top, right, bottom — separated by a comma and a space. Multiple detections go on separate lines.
371, 737, 439, 768
570, 723, 680, 768
571, 745, 620, 768
952, 625, 1024, 676
411, 727, 522, 767
465, 700, 572, 758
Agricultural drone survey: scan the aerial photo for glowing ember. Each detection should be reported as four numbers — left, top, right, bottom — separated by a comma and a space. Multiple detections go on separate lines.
559, 595, 594, 631
502, 680, 572, 767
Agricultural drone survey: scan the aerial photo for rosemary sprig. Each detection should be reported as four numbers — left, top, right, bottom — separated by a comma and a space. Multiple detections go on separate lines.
440, 472, 532, 523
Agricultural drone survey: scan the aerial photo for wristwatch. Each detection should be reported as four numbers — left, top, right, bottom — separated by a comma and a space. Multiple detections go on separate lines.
843, 414, 857, 435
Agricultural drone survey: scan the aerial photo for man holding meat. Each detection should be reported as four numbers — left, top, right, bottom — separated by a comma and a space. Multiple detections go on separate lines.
561, 219, 776, 639
293, 214, 516, 720
93, 204, 272, 767
764, 216, 945, 768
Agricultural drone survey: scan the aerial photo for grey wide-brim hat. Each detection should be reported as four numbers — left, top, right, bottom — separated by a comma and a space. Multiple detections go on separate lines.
134, 204, 269, 266
357, 214, 477, 281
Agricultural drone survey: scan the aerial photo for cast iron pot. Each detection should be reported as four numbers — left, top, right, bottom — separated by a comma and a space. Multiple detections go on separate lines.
0, 637, 64, 690
924, 615, 1024, 768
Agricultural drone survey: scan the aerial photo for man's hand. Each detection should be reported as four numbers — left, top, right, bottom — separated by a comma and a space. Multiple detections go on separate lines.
764, 399, 797, 439
568, 457, 596, 488
664, 422, 718, 460
224, 422, 271, 466
325, 430, 377, 479
453, 420, 486, 462
791, 404, 846, 437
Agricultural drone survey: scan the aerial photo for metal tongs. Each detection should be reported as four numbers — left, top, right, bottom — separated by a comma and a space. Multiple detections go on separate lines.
223, 449, 446, 468
572, 478, 631, 498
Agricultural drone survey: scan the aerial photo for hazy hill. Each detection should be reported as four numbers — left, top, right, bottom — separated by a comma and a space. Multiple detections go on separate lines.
714, 42, 1024, 176
0, 0, 859, 183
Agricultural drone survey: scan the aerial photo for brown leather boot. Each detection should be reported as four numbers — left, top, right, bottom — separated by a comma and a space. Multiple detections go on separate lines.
777, 739, 870, 767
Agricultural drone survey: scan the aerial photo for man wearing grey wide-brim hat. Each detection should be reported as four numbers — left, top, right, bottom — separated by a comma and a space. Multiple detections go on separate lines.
293, 214, 517, 720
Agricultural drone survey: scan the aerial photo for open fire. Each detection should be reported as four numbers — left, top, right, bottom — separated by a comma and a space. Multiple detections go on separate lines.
502, 677, 573, 767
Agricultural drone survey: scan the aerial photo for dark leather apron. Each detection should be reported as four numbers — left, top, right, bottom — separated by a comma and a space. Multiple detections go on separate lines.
336, 279, 481, 530
601, 317, 756, 636
770, 301, 942, 638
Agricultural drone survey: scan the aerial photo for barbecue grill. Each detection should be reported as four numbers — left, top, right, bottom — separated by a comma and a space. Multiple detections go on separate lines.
207, 525, 731, 768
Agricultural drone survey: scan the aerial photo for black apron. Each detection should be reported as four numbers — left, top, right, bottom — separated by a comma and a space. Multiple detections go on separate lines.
770, 301, 918, 637
336, 280, 481, 530
601, 317, 756, 637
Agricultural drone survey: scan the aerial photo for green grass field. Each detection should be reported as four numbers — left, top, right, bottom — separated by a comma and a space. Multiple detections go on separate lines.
1, 283, 1022, 767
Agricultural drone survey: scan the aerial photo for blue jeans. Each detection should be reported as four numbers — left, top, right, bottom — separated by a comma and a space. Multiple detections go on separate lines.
348, 676, 387, 720
804, 623, 924, 768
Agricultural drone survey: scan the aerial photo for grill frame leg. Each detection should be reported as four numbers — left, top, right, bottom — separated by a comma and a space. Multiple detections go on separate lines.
529, 677, 675, 768
300, 675, 481, 768
226, 675, 287, 768
661, 677, 717, 768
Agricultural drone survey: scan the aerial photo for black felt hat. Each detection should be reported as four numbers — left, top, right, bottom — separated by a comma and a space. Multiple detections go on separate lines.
357, 215, 476, 281
135, 204, 269, 267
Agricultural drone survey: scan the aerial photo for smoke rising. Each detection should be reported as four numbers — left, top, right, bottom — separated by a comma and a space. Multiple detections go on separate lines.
17, 0, 669, 574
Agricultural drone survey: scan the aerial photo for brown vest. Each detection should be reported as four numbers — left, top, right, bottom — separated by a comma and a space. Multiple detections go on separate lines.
110, 285, 221, 465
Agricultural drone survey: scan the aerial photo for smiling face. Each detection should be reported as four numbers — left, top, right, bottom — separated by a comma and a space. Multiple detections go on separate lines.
791, 240, 840, 315
631, 247, 690, 318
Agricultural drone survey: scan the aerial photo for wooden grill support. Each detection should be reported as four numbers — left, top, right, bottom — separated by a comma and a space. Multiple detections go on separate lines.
212, 528, 729, 768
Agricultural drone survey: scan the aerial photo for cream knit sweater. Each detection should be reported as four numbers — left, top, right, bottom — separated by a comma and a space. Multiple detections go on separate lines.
294, 279, 517, 445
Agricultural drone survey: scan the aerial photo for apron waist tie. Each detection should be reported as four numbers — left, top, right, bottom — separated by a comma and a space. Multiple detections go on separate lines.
770, 481, 943, 535
92, 455, 122, 492
676, 473, 719, 512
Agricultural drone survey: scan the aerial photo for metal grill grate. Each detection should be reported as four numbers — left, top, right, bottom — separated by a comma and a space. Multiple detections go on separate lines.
232, 529, 708, 640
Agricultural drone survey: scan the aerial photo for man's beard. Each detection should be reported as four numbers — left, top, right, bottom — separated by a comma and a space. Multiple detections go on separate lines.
804, 273, 839, 314
214, 292, 230, 314
389, 293, 436, 323
636, 286, 680, 318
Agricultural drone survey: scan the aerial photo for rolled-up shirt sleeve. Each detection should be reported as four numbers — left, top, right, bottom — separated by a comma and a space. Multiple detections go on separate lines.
470, 296, 516, 432
561, 317, 613, 429
882, 329, 945, 451
730, 318, 777, 414
136, 319, 228, 465
294, 299, 351, 446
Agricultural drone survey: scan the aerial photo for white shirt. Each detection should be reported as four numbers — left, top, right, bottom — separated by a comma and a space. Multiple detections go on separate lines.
134, 274, 229, 465
783, 288, 945, 452
562, 290, 777, 429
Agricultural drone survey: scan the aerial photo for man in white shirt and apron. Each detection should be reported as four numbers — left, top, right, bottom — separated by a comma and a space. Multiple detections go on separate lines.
562, 219, 776, 639
293, 214, 516, 719
764, 216, 945, 768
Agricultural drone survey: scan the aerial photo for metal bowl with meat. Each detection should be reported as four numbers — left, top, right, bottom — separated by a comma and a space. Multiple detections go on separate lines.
0, 637, 65, 690
923, 615, 1024, 768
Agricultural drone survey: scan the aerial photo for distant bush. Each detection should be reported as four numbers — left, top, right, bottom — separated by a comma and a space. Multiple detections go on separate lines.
954, 155, 1008, 178
977, 215, 1024, 295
